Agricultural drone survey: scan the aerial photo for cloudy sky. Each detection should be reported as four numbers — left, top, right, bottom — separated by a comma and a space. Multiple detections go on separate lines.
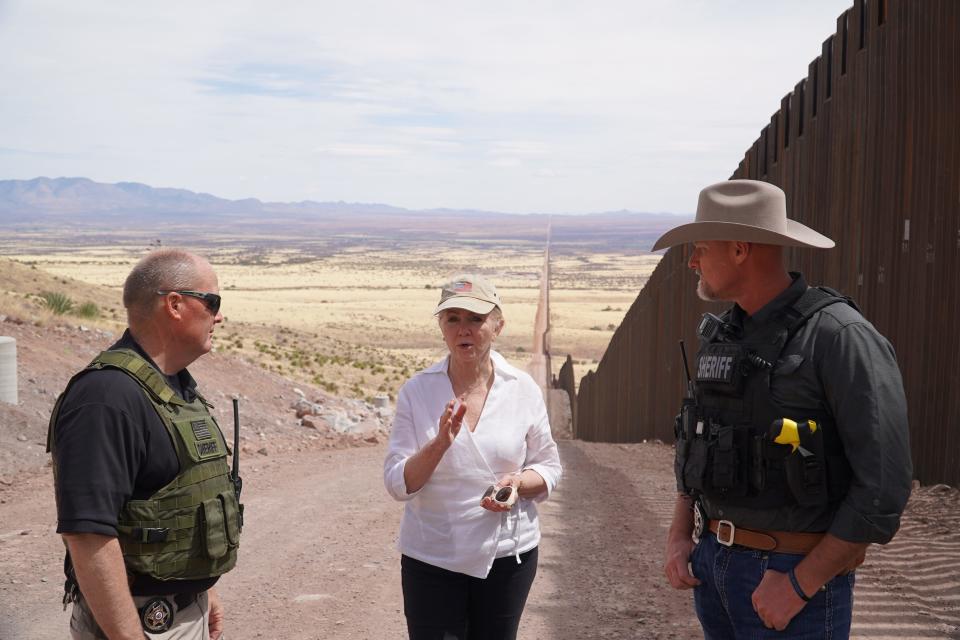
0, 1, 851, 214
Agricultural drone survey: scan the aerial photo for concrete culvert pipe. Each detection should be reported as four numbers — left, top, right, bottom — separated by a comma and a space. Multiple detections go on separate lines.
0, 336, 17, 405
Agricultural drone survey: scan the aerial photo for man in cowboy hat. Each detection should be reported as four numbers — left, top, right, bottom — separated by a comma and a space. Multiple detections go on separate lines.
659, 180, 911, 636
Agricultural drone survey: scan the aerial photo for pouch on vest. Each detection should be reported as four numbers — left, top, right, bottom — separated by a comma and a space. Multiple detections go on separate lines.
781, 421, 829, 507
202, 497, 228, 559
219, 490, 241, 547
695, 344, 746, 396
674, 397, 699, 493
749, 435, 767, 492
708, 424, 749, 497
749, 436, 793, 503
684, 437, 709, 493
674, 413, 686, 493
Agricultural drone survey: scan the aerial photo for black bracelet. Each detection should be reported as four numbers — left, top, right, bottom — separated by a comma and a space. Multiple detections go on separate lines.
787, 567, 812, 602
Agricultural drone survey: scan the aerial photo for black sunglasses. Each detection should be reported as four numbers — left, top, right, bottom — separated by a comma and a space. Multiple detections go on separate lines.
482, 485, 516, 504
156, 290, 221, 314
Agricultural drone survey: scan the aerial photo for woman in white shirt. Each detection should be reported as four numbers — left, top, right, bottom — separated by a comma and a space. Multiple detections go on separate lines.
384, 273, 563, 640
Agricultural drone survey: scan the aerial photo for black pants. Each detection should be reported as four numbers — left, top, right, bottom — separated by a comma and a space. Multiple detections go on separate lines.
401, 548, 538, 640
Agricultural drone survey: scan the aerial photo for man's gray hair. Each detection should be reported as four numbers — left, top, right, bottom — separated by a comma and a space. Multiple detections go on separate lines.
123, 249, 201, 316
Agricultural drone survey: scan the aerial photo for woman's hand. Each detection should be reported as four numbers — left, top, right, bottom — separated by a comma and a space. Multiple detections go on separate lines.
436, 397, 467, 449
481, 472, 522, 512
401, 397, 466, 495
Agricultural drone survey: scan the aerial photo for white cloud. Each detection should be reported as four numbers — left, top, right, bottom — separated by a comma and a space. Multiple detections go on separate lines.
313, 144, 407, 158
0, 0, 853, 213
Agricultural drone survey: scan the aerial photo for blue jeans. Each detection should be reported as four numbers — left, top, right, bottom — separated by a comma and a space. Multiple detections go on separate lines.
691, 532, 855, 639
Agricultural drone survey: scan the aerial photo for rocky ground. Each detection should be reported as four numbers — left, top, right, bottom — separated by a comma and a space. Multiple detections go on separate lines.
0, 317, 391, 487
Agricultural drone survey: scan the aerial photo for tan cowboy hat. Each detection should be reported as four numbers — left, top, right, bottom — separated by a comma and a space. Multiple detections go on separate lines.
652, 180, 834, 250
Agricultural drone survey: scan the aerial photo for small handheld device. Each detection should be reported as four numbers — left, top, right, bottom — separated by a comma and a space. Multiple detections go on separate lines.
769, 418, 818, 453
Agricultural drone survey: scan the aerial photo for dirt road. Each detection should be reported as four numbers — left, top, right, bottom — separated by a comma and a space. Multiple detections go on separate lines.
0, 440, 698, 640
2, 440, 958, 639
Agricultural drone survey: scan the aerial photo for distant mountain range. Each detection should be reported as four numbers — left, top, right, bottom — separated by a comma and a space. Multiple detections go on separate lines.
0, 177, 689, 252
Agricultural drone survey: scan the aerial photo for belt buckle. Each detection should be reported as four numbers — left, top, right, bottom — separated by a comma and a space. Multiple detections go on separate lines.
716, 519, 736, 547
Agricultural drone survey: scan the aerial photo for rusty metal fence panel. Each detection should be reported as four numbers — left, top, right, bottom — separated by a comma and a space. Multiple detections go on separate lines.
574, 0, 960, 486
556, 354, 577, 434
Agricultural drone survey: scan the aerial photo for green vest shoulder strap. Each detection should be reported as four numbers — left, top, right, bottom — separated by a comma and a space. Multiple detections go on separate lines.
90, 349, 186, 407
47, 348, 184, 453
47, 349, 186, 453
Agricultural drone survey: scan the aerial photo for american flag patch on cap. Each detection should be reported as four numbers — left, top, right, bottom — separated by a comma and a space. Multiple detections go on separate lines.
452, 281, 472, 292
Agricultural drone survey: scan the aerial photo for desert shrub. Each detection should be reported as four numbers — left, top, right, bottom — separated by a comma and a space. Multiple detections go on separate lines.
589, 325, 602, 331
76, 302, 100, 318
607, 323, 617, 331
40, 291, 74, 315
515, 346, 525, 353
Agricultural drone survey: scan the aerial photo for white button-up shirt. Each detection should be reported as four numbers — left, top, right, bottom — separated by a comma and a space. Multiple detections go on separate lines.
384, 350, 563, 579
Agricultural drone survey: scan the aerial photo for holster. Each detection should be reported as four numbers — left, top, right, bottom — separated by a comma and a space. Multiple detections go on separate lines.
783, 421, 829, 507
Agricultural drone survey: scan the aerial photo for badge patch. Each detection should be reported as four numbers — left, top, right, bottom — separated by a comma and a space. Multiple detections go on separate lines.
191, 419, 212, 440
140, 597, 174, 634
196, 440, 220, 457
697, 354, 735, 381
696, 344, 743, 383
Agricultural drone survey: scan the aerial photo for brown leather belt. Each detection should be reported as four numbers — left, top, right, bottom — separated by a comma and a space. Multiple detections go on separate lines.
708, 520, 823, 555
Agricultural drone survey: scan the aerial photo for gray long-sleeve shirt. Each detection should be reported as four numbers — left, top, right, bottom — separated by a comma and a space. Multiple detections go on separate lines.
702, 273, 912, 544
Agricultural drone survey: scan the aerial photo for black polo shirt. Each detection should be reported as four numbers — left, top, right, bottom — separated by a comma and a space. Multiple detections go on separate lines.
700, 273, 913, 543
52, 329, 218, 594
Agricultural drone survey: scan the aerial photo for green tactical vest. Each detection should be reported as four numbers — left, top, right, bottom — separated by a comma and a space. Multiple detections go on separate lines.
48, 348, 242, 581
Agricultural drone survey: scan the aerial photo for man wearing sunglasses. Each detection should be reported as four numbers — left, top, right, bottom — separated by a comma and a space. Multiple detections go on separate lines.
48, 248, 240, 640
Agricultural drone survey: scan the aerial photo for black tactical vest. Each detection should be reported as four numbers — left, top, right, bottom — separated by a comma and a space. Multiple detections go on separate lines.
675, 287, 854, 510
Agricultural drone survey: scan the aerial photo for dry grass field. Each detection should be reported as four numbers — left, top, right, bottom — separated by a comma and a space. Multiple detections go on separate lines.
3, 243, 660, 401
